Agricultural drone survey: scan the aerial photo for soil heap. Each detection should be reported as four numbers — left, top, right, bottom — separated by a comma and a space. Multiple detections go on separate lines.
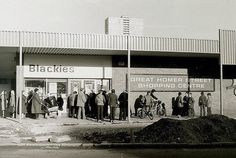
135, 115, 236, 143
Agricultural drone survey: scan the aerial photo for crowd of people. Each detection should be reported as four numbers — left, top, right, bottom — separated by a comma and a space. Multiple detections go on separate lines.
172, 91, 212, 117
67, 88, 128, 123
0, 88, 213, 121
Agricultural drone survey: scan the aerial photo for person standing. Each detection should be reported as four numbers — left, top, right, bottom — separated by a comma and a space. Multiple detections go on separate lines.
206, 93, 212, 116
171, 97, 178, 116
68, 91, 77, 118
8, 90, 16, 118
96, 90, 106, 122
0, 90, 7, 118
182, 92, 189, 116
175, 92, 183, 116
89, 90, 97, 118
108, 89, 118, 123
102, 90, 109, 118
188, 92, 195, 118
21, 90, 27, 118
198, 91, 207, 117
118, 90, 128, 121
57, 93, 64, 111
76, 88, 86, 119
144, 91, 153, 113
31, 88, 43, 119
26, 90, 34, 118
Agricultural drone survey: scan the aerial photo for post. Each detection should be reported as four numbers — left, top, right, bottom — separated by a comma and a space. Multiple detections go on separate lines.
19, 31, 23, 120
219, 30, 224, 115
220, 55, 224, 115
127, 35, 131, 123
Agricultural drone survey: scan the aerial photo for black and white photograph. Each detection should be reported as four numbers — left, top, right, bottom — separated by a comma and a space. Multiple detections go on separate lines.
0, 0, 236, 157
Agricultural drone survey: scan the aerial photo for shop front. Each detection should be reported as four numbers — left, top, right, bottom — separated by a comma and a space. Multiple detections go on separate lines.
23, 65, 112, 114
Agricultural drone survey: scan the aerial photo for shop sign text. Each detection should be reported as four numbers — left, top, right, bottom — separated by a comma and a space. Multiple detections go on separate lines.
29, 65, 74, 73
130, 74, 214, 92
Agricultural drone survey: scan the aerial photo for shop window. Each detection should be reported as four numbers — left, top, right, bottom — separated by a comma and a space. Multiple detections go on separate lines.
25, 79, 46, 98
57, 82, 67, 94
102, 79, 111, 92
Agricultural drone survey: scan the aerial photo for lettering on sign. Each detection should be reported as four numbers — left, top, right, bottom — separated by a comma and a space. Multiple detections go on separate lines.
130, 74, 214, 92
29, 65, 74, 73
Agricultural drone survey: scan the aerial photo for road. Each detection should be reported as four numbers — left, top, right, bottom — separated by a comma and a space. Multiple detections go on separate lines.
0, 147, 236, 158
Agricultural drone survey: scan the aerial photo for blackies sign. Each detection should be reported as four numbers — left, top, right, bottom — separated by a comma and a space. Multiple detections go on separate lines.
130, 74, 214, 92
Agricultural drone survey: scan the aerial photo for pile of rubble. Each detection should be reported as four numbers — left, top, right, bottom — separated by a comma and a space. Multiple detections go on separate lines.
135, 115, 236, 143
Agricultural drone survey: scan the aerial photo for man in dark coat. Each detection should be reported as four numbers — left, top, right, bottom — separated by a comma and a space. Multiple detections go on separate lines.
57, 93, 64, 111
26, 90, 34, 118
31, 88, 43, 119
182, 92, 189, 116
102, 90, 109, 118
108, 89, 118, 122
89, 90, 96, 118
150, 89, 158, 100
188, 92, 195, 118
134, 95, 144, 116
68, 91, 77, 118
118, 90, 128, 121
198, 91, 207, 117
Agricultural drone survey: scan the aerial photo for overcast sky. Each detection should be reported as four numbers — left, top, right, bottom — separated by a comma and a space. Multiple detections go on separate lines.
0, 0, 236, 39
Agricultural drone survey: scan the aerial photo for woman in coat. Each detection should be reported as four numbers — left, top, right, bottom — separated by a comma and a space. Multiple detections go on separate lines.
17, 90, 27, 118
31, 88, 43, 119
8, 90, 16, 118
21, 91, 27, 115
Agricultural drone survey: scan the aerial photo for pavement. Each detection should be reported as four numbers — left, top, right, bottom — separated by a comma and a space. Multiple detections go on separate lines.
0, 114, 164, 146
2, 115, 236, 148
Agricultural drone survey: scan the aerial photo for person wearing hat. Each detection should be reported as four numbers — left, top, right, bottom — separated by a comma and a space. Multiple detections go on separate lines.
198, 91, 207, 117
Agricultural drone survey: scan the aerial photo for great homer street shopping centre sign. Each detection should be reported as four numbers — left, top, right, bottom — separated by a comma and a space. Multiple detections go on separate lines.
130, 74, 214, 92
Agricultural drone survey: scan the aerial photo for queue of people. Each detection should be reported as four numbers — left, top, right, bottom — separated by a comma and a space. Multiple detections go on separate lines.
67, 88, 128, 122
1, 88, 213, 120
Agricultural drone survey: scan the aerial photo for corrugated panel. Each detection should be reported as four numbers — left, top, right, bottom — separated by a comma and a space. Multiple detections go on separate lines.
129, 36, 219, 53
219, 30, 236, 65
0, 30, 220, 54
0, 31, 19, 47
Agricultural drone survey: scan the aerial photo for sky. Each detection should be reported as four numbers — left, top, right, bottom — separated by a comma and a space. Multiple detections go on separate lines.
0, 0, 236, 39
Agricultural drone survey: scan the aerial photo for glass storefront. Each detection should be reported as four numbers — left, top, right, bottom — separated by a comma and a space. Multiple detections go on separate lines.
24, 78, 112, 113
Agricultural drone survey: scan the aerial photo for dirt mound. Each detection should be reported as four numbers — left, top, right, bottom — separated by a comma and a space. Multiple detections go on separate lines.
135, 115, 236, 143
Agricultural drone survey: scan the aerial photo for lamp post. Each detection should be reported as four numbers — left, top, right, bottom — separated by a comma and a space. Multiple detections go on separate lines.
127, 35, 131, 123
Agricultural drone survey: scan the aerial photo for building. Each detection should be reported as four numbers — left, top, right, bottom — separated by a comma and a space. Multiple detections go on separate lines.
105, 16, 144, 36
0, 29, 236, 120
